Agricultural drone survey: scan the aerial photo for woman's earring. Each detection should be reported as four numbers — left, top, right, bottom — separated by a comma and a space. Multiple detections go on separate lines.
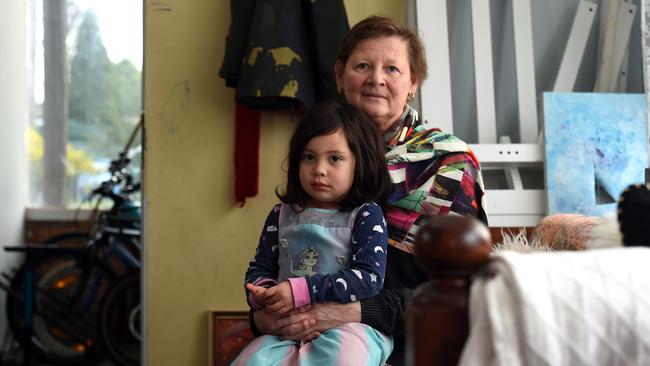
337, 86, 343, 96
407, 92, 415, 102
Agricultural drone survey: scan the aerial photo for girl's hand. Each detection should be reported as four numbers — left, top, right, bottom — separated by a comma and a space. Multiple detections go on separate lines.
263, 281, 294, 314
246, 283, 270, 306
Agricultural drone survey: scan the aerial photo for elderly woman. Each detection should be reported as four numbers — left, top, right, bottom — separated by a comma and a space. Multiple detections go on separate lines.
250, 15, 488, 366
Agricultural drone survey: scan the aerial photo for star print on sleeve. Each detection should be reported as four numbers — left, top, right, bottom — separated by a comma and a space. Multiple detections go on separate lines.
243, 204, 282, 309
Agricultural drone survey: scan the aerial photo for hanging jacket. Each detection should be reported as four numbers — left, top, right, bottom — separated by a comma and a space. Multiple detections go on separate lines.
219, 0, 349, 110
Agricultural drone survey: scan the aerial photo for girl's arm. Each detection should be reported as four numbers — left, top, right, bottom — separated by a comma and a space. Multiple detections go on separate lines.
289, 202, 387, 307
244, 204, 282, 309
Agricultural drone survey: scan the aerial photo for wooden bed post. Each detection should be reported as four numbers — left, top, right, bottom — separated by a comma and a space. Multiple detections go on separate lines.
406, 215, 492, 366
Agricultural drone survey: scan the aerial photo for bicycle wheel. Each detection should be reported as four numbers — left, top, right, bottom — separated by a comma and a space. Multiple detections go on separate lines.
6, 254, 104, 364
100, 272, 141, 366
5, 232, 109, 364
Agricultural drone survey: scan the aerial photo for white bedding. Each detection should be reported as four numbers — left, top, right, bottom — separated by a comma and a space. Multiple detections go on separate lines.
459, 248, 650, 366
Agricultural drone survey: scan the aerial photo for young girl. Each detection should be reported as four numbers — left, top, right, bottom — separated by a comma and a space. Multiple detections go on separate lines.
232, 101, 394, 365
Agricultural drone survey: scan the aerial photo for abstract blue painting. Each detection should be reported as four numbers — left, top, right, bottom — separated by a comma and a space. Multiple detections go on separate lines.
544, 92, 648, 216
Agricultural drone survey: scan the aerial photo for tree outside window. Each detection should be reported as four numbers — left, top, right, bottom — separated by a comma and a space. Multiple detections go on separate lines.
28, 0, 142, 207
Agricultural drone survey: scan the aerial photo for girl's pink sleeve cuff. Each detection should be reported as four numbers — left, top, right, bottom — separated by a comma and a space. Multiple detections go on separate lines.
287, 277, 311, 308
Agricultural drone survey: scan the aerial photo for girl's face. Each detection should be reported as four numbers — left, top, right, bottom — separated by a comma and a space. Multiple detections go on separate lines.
299, 129, 355, 209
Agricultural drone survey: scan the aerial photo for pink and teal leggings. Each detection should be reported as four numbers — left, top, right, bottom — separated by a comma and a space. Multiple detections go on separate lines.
231, 323, 393, 366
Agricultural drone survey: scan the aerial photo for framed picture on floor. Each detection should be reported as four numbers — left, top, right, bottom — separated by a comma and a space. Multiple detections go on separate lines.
209, 311, 253, 366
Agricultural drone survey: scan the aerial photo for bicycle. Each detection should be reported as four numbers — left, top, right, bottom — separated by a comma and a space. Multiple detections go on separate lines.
100, 271, 141, 366
2, 120, 142, 365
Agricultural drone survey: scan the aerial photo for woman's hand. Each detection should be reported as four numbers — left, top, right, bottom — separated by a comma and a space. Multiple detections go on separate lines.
253, 301, 362, 341
254, 305, 316, 339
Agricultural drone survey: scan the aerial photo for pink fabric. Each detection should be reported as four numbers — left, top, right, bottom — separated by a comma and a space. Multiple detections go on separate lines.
229, 336, 296, 366
297, 323, 382, 365
231, 323, 393, 365
287, 277, 311, 308
334, 323, 371, 365
386, 207, 419, 232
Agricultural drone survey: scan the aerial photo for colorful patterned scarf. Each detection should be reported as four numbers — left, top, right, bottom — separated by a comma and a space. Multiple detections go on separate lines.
384, 105, 488, 254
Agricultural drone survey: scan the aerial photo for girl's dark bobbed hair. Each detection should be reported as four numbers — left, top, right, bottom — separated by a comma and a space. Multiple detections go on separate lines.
277, 101, 392, 211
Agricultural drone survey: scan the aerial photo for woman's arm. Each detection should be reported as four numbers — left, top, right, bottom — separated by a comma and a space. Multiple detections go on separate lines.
252, 301, 361, 340
360, 287, 413, 337
251, 286, 413, 341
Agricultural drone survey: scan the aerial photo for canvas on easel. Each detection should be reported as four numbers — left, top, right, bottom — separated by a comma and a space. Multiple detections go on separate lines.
544, 92, 648, 216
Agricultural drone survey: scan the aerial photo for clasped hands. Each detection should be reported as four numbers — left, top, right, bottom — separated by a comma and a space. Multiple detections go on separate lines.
247, 281, 360, 342
246, 281, 294, 314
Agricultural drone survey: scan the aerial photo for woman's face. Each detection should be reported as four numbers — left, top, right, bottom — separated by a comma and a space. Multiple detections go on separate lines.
336, 36, 418, 133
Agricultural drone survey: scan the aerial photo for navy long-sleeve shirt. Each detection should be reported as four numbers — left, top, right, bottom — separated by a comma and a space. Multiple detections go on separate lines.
245, 202, 388, 306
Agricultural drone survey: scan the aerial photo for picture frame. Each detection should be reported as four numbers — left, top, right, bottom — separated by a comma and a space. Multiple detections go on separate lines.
209, 311, 254, 366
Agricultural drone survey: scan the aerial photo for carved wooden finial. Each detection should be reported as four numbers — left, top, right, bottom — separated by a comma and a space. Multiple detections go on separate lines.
407, 215, 493, 366
414, 215, 492, 276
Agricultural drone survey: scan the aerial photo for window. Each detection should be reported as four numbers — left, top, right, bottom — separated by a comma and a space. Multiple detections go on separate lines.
27, 0, 143, 207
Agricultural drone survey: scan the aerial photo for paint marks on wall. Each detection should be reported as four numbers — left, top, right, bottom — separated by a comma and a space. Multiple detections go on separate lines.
160, 80, 190, 135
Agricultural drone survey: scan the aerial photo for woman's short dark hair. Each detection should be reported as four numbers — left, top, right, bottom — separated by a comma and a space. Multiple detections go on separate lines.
277, 101, 392, 210
336, 15, 427, 84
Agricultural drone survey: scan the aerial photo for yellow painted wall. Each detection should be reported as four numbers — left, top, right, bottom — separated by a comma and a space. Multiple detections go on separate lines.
144, 1, 404, 364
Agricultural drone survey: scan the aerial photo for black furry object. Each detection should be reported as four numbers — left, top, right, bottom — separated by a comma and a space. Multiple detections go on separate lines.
618, 184, 650, 247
